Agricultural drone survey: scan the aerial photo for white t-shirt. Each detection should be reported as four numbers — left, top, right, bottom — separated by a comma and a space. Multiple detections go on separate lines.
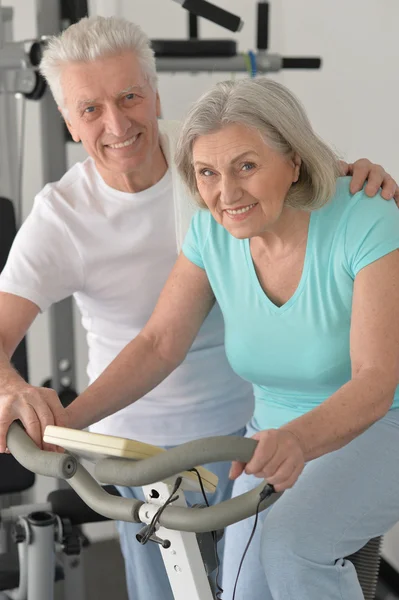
0, 122, 254, 445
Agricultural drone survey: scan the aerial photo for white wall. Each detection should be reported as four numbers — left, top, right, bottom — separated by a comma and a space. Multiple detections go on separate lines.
3, 0, 399, 554
91, 0, 399, 176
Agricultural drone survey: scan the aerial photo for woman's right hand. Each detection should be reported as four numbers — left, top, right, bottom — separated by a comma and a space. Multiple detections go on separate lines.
0, 383, 69, 453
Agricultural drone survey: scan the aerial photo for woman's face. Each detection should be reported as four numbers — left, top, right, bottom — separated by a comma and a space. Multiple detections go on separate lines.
192, 123, 301, 239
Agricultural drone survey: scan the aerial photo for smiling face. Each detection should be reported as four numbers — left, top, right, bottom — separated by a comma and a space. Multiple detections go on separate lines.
61, 51, 164, 190
193, 123, 301, 239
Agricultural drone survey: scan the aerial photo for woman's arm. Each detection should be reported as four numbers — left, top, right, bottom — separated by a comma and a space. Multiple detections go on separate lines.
66, 254, 215, 430
282, 248, 399, 458
237, 249, 399, 491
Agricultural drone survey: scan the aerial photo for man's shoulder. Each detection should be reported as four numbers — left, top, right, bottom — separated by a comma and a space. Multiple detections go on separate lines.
39, 157, 94, 204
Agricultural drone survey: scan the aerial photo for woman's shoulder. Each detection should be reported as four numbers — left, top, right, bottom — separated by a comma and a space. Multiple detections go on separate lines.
318, 176, 398, 225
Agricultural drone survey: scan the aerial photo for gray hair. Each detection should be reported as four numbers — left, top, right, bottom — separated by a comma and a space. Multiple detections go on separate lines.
39, 15, 157, 109
175, 77, 341, 210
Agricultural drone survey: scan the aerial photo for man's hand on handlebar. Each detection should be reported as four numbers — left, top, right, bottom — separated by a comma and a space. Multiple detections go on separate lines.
229, 429, 305, 492
0, 383, 69, 453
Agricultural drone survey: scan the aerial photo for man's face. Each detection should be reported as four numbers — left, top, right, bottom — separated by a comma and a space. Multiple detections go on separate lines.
61, 51, 161, 179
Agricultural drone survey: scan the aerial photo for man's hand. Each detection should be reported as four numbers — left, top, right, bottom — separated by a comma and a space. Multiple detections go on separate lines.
339, 158, 399, 205
0, 383, 69, 453
229, 429, 305, 492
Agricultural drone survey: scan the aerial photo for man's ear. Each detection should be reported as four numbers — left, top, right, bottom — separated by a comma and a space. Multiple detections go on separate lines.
59, 106, 81, 143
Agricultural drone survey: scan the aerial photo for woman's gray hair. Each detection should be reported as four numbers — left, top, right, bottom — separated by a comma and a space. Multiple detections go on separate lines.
39, 15, 157, 109
175, 77, 341, 210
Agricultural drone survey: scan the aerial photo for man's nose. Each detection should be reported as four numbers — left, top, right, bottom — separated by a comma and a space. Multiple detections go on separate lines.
105, 106, 130, 138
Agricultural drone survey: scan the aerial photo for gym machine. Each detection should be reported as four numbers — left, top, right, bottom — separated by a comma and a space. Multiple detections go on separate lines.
153, 0, 321, 74
5, 423, 386, 600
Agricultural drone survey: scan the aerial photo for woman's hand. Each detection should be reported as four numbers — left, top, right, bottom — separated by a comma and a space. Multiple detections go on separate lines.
229, 429, 305, 492
339, 158, 398, 204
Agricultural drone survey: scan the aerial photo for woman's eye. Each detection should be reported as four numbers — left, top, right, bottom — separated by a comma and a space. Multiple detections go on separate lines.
242, 162, 255, 171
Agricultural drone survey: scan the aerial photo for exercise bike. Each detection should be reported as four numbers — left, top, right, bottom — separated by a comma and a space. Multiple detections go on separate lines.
6, 423, 382, 600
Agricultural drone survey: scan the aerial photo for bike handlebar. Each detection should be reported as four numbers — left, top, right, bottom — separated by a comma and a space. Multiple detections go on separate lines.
7, 422, 77, 479
7, 423, 281, 532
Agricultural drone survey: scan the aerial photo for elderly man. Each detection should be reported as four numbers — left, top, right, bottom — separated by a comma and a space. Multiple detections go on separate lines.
0, 15, 396, 600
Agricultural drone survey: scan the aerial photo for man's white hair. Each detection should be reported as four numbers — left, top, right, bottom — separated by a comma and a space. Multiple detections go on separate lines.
39, 15, 157, 109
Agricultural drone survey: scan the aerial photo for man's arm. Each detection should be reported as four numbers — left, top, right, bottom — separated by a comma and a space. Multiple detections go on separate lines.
0, 292, 67, 451
66, 254, 216, 430
340, 158, 398, 203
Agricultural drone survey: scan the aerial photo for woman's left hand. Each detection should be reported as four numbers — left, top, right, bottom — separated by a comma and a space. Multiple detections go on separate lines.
229, 429, 305, 492
339, 158, 399, 204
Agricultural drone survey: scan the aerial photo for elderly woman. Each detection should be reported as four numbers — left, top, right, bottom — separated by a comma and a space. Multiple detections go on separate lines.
172, 79, 399, 598
67, 77, 399, 598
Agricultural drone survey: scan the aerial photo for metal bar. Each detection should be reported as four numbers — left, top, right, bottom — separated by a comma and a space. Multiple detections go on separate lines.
156, 52, 283, 72
257, 2, 269, 51
36, 0, 77, 400
26, 512, 56, 600
62, 553, 86, 600
189, 12, 199, 39
179, 0, 243, 33
155, 53, 321, 73
140, 482, 214, 600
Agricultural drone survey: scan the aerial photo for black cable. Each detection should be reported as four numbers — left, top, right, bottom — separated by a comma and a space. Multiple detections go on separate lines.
232, 484, 274, 600
190, 468, 223, 599
139, 468, 274, 599
138, 476, 183, 545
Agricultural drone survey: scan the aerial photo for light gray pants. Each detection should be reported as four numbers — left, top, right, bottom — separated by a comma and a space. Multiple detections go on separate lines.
222, 409, 399, 600
116, 427, 246, 600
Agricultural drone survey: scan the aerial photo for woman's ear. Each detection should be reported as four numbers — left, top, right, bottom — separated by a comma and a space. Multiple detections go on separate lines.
292, 153, 302, 183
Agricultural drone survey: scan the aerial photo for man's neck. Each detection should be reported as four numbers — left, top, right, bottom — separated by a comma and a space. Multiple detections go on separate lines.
96, 144, 168, 193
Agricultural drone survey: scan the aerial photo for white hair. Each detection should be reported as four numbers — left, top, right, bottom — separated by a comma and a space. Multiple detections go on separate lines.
175, 77, 341, 210
39, 15, 158, 109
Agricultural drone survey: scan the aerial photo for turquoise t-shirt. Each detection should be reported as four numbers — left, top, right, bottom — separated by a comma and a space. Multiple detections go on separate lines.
182, 177, 399, 430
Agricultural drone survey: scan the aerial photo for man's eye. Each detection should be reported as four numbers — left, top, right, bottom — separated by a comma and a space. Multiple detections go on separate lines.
84, 106, 96, 114
200, 169, 214, 177
125, 93, 136, 101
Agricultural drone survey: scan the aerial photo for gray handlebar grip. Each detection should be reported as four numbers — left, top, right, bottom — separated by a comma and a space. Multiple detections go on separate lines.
95, 436, 257, 486
67, 463, 143, 523
92, 436, 281, 532
160, 485, 282, 532
7, 422, 78, 479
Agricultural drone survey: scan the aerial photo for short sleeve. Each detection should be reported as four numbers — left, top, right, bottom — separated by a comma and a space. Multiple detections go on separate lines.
0, 194, 84, 312
181, 210, 211, 270
344, 192, 399, 277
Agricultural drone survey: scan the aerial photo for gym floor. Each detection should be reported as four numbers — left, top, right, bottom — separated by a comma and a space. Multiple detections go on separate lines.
55, 538, 128, 600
